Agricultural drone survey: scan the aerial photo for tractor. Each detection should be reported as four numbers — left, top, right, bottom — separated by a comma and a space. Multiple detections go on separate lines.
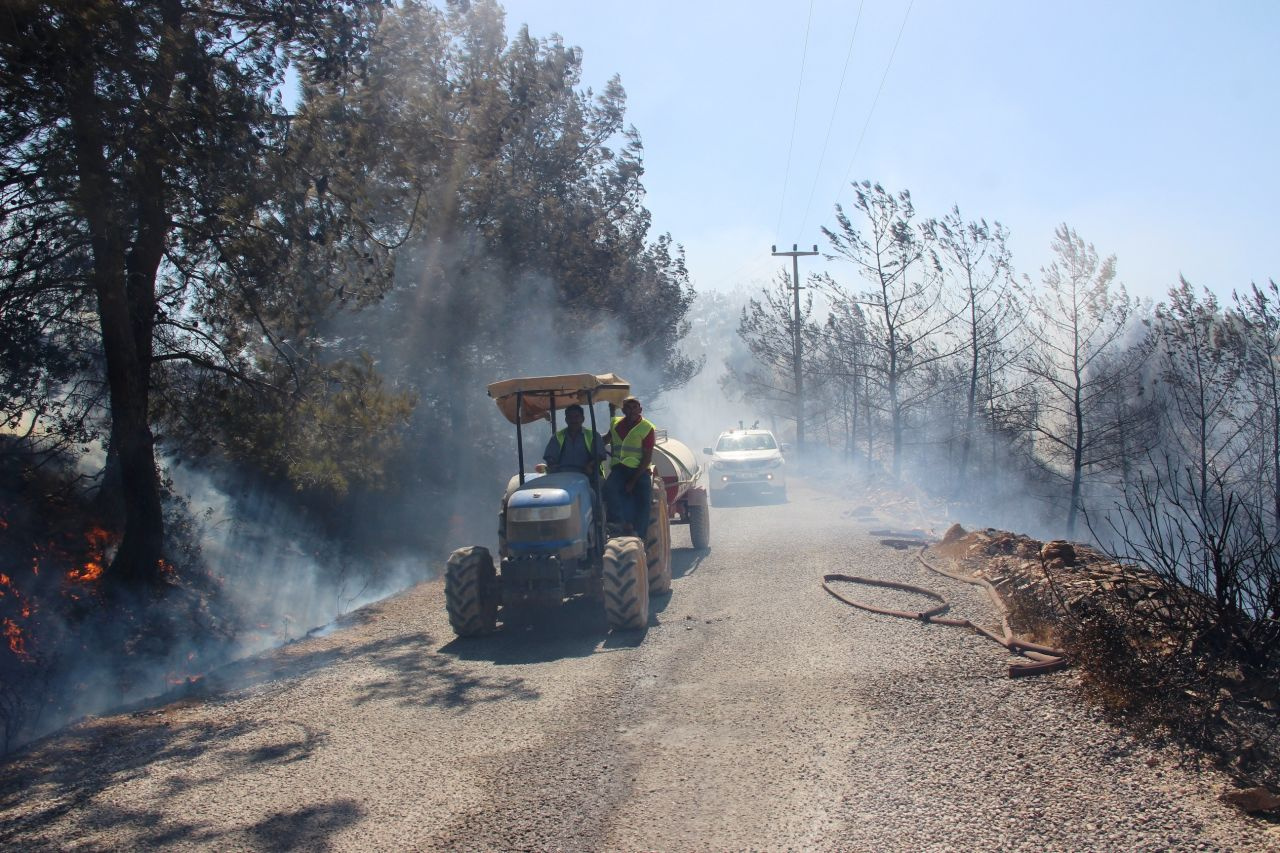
444, 372, 705, 636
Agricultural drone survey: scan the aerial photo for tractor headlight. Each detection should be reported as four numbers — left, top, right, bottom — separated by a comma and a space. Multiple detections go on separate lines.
509, 504, 573, 523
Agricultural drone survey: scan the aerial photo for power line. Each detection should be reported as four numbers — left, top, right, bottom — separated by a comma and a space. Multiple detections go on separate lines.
835, 0, 915, 207
797, 0, 866, 240
774, 0, 816, 241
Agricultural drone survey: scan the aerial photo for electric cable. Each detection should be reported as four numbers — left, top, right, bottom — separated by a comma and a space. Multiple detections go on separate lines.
774, 0, 816, 242
797, 0, 866, 241
834, 0, 915, 207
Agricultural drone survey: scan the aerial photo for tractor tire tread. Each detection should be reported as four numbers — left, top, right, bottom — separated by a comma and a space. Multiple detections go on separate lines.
602, 536, 648, 631
445, 545, 497, 637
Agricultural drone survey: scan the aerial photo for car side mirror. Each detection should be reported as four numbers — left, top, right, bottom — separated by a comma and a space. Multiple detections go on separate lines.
702, 447, 714, 456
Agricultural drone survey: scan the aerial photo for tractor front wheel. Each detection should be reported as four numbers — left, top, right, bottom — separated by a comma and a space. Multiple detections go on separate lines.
445, 546, 498, 637
602, 536, 649, 631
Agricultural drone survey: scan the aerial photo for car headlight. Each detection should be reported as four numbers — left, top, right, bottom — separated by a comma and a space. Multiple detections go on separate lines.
509, 504, 573, 522
764, 457, 783, 469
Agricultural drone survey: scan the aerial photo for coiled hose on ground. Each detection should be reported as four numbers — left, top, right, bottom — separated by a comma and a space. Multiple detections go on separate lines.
822, 547, 1067, 678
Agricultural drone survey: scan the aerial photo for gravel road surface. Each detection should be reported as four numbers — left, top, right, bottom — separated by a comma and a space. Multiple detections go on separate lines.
2, 477, 1276, 851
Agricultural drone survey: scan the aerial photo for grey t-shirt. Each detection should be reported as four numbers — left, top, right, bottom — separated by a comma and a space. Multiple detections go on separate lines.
543, 428, 606, 473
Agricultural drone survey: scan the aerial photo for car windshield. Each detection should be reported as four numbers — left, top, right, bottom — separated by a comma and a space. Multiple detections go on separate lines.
716, 433, 777, 452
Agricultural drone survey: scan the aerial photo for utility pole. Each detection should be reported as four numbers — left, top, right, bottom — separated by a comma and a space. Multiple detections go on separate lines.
771, 243, 819, 448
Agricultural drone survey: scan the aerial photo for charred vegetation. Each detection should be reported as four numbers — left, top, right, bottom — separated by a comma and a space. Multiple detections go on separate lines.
935, 523, 1279, 797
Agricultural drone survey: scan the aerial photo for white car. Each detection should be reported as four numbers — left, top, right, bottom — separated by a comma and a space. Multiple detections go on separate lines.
703, 429, 787, 503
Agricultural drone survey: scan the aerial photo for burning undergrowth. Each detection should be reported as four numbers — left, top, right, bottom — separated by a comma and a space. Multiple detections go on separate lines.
933, 524, 1280, 801
0, 452, 435, 756
0, 453, 235, 754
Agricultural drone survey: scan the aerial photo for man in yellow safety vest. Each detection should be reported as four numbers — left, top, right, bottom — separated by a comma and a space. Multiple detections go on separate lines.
541, 404, 605, 475
604, 396, 655, 536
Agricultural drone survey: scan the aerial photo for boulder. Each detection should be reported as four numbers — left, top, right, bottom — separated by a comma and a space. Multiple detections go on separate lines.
1040, 540, 1076, 566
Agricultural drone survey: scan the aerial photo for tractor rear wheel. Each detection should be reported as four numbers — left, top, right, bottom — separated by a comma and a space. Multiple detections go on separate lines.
445, 546, 498, 637
646, 485, 672, 595
602, 536, 649, 631
688, 503, 711, 550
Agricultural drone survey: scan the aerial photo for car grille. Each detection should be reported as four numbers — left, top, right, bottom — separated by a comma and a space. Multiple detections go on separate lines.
720, 458, 775, 470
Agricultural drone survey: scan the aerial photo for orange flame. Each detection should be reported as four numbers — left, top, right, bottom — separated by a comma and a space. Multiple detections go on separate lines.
0, 572, 31, 618
67, 526, 113, 583
3, 617, 30, 661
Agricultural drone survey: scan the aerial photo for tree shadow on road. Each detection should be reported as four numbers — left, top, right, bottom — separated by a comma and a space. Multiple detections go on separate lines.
353, 634, 541, 708
0, 709, 360, 849
0, 625, 538, 848
247, 798, 366, 851
440, 595, 625, 665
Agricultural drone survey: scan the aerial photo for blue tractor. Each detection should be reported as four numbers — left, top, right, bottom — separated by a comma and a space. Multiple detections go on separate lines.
444, 373, 670, 636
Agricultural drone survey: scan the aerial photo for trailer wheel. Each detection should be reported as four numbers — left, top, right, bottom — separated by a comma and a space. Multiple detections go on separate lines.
445, 546, 498, 637
688, 503, 711, 550
603, 536, 649, 631
646, 485, 672, 595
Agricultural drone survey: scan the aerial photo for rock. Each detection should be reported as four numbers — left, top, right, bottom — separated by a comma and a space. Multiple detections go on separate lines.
941, 523, 967, 544
1041, 540, 1076, 566
1220, 786, 1280, 814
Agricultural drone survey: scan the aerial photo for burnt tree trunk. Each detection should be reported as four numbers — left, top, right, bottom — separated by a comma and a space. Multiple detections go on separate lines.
64, 6, 182, 588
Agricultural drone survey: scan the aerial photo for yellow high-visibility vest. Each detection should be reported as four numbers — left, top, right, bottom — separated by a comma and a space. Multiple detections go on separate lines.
554, 428, 596, 457
609, 417, 655, 469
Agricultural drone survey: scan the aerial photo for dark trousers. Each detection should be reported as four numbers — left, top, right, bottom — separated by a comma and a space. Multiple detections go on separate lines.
605, 465, 650, 536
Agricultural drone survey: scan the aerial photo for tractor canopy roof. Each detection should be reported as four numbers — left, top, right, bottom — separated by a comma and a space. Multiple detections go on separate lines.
487, 372, 631, 425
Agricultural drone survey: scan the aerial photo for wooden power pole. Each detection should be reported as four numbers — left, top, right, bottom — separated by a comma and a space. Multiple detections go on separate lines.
771, 243, 819, 448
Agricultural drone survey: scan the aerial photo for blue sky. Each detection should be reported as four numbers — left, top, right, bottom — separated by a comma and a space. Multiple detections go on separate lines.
497, 0, 1278, 303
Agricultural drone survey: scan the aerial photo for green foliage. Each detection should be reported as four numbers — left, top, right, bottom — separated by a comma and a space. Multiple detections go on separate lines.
0, 0, 388, 586
277, 0, 698, 515
251, 356, 415, 498
292, 1, 696, 388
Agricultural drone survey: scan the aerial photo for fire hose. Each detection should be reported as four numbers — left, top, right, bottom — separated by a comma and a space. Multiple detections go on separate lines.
822, 547, 1067, 678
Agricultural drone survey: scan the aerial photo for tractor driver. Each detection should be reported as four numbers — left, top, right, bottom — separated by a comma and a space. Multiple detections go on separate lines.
542, 404, 606, 476
604, 396, 656, 537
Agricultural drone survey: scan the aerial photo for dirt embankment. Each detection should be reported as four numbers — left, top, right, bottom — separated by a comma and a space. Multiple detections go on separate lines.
933, 523, 1280, 812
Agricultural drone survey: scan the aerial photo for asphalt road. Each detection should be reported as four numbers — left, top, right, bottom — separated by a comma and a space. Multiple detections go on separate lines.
1, 477, 1275, 851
